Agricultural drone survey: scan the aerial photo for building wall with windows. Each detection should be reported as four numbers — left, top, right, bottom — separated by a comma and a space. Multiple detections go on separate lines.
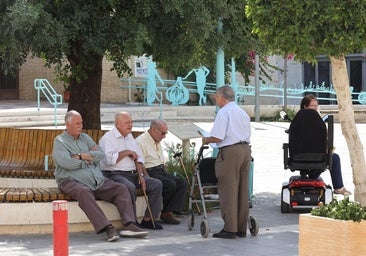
6, 53, 366, 105
16, 56, 156, 103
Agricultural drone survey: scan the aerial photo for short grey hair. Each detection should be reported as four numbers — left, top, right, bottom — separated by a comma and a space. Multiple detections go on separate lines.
216, 85, 235, 101
65, 110, 81, 123
150, 119, 167, 129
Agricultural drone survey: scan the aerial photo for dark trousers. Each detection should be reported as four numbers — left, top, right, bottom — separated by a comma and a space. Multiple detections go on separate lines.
58, 178, 135, 233
307, 153, 344, 189
102, 171, 162, 220
329, 153, 344, 189
147, 165, 187, 214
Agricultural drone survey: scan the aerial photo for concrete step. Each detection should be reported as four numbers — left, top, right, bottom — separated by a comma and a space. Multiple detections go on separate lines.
1, 101, 366, 128
0, 104, 218, 128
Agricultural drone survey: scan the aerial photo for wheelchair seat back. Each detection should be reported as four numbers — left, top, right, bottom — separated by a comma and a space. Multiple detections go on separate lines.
286, 109, 333, 173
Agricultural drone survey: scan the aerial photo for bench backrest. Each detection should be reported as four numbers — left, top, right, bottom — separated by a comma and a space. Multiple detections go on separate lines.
0, 128, 143, 173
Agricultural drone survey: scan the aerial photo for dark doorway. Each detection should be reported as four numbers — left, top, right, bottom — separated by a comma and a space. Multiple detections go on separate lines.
0, 65, 19, 100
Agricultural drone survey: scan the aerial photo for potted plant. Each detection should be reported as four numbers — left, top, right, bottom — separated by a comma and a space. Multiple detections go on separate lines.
299, 197, 366, 255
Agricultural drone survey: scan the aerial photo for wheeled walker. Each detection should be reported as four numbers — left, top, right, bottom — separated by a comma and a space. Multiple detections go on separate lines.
187, 145, 259, 238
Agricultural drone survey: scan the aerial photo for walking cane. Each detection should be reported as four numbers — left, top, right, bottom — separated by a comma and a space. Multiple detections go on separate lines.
173, 152, 201, 215
133, 157, 156, 229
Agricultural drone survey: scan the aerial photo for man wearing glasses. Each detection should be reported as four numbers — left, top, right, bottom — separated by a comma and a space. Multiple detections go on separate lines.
99, 112, 164, 230
136, 119, 187, 225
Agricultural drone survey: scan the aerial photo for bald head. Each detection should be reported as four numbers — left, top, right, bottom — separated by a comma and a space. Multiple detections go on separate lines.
114, 111, 133, 136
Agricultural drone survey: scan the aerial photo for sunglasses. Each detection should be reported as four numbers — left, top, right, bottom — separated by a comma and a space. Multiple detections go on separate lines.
157, 127, 167, 136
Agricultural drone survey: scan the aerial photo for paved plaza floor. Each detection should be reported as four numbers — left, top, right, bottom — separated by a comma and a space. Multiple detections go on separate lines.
0, 102, 362, 256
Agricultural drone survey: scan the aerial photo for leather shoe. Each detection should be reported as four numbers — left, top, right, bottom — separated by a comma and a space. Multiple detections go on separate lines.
140, 219, 163, 230
173, 210, 188, 216
161, 212, 180, 224
212, 229, 236, 239
237, 232, 246, 238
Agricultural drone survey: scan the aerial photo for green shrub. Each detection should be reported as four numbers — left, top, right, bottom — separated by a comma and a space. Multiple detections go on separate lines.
311, 197, 366, 222
163, 142, 219, 212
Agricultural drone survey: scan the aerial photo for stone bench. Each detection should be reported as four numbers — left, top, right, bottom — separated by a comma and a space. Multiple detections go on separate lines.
0, 128, 146, 234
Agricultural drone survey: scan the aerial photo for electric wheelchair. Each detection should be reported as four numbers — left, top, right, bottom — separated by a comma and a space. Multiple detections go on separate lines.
281, 109, 334, 213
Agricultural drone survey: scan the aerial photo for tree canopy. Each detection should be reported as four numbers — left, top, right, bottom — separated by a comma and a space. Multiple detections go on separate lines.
246, 0, 366, 61
246, 0, 366, 204
0, 0, 260, 128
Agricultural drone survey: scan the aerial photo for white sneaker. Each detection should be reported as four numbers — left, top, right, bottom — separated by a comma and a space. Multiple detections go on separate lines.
120, 222, 149, 238
106, 226, 119, 242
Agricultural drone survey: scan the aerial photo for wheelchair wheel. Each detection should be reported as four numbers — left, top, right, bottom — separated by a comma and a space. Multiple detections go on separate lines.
200, 219, 210, 238
248, 216, 259, 236
187, 209, 194, 230
281, 190, 290, 213
281, 200, 290, 213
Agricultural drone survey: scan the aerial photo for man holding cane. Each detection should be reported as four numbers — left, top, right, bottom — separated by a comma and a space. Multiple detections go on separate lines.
99, 111, 163, 230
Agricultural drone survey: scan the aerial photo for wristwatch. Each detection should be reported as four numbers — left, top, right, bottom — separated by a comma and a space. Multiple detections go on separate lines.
78, 153, 81, 160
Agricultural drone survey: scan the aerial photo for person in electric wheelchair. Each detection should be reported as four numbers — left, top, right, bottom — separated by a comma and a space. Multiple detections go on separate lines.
300, 94, 351, 196
281, 106, 334, 212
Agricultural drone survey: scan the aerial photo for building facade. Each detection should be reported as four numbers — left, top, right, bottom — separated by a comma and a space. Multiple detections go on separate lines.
1, 54, 365, 105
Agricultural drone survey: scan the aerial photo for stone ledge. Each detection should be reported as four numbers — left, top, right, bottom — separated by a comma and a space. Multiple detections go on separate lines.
0, 197, 146, 234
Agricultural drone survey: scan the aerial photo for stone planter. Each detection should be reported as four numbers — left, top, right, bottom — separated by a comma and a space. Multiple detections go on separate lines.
299, 214, 366, 255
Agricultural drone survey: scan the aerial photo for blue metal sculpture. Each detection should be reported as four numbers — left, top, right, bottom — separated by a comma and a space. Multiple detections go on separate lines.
166, 76, 190, 106
183, 66, 210, 105
146, 59, 164, 104
121, 59, 366, 106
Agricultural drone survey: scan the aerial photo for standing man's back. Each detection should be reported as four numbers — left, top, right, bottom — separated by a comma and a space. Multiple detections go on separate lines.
201, 85, 251, 239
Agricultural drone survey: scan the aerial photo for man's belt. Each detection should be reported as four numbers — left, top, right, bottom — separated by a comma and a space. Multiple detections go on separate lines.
219, 141, 249, 150
146, 164, 165, 172
102, 170, 137, 174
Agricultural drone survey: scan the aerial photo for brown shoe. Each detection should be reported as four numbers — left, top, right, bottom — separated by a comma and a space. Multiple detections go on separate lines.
105, 225, 119, 242
334, 187, 352, 196
120, 222, 149, 238
161, 212, 180, 224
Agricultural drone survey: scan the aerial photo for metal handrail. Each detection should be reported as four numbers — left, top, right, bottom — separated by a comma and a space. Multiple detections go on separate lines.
34, 79, 63, 127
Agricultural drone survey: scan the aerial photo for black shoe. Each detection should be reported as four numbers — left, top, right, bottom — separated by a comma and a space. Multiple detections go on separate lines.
140, 219, 163, 230
212, 229, 236, 239
173, 210, 188, 216
237, 232, 247, 238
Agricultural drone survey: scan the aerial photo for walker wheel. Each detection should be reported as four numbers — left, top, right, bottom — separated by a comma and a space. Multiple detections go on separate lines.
200, 219, 210, 238
248, 216, 259, 236
187, 209, 194, 230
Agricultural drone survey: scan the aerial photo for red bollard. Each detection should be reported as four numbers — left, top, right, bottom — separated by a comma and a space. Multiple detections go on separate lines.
53, 200, 69, 256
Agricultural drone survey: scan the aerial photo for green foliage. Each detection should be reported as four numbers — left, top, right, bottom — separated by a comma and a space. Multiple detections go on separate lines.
164, 142, 196, 175
277, 108, 296, 122
133, 88, 144, 102
163, 142, 196, 211
246, 0, 366, 63
311, 197, 366, 222
0, 0, 264, 128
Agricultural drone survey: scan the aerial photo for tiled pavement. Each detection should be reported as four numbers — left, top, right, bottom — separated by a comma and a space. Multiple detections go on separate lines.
0, 101, 360, 256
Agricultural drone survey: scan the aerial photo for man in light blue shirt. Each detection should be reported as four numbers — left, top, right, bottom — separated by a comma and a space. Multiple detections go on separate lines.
202, 85, 251, 239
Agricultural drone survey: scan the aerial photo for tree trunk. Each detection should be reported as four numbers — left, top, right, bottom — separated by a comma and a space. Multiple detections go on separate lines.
67, 54, 103, 130
330, 56, 366, 205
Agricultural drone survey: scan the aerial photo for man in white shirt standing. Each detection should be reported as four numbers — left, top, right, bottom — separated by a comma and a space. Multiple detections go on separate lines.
202, 85, 252, 239
99, 111, 163, 230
